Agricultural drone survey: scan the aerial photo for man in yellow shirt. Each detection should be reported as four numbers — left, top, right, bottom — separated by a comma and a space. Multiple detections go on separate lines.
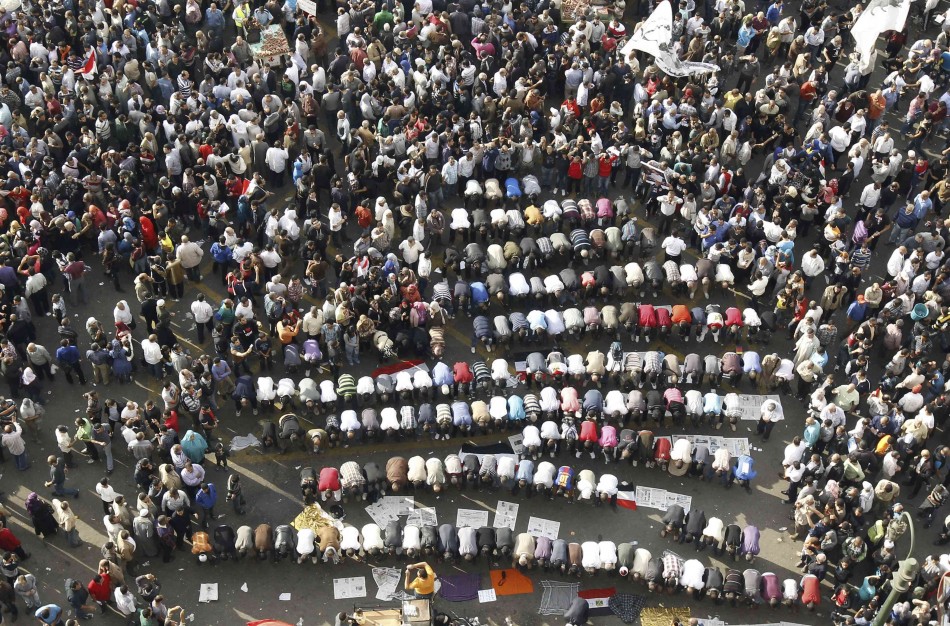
404, 562, 435, 598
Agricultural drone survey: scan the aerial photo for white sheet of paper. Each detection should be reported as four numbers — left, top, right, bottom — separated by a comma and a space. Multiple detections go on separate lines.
526, 516, 560, 540
406, 506, 438, 527
507, 433, 525, 455
240, 583, 248, 592
456, 509, 490, 528
198, 584, 218, 603
365, 502, 399, 527
478, 589, 497, 603
381, 496, 415, 517
372, 567, 406, 602
493, 501, 519, 530
279, 593, 291, 601
333, 577, 368, 600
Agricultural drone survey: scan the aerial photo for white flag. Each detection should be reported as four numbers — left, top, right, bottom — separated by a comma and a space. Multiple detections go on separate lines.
621, 0, 719, 77
851, 0, 912, 68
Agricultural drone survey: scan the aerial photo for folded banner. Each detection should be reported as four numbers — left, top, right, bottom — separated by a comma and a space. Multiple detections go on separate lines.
619, 0, 719, 77
851, 0, 912, 69
616, 491, 637, 510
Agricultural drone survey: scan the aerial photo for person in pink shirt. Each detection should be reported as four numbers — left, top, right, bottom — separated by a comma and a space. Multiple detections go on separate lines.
598, 423, 618, 459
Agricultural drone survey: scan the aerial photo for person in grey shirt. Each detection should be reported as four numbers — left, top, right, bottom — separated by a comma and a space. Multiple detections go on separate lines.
26, 342, 53, 380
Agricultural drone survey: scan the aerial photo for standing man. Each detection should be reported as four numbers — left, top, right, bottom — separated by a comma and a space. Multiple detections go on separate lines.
265, 142, 290, 188
191, 294, 214, 344
195, 483, 218, 529
176, 236, 204, 282
24, 269, 49, 317
74, 416, 98, 464
55, 339, 86, 385
1, 418, 28, 470
91, 422, 114, 475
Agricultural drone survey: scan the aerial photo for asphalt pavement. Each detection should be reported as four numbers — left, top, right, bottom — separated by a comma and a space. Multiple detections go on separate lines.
8, 18, 950, 626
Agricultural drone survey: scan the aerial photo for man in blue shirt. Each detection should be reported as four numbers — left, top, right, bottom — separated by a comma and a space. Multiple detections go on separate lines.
35, 603, 64, 625
913, 190, 933, 219
210, 236, 233, 286
204, 2, 225, 36
195, 482, 218, 529
55, 339, 87, 384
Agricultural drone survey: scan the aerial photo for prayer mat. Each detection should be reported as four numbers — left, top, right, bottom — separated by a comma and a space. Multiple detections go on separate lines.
538, 581, 579, 615
489, 568, 534, 596
438, 573, 481, 602
639, 605, 691, 626
608, 594, 646, 623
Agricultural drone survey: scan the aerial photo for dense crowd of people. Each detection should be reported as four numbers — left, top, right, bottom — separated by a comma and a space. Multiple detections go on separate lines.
0, 0, 948, 620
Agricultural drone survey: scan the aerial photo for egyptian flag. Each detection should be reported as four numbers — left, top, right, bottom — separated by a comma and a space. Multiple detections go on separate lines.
80, 48, 97, 78
617, 490, 637, 511
578, 588, 616, 615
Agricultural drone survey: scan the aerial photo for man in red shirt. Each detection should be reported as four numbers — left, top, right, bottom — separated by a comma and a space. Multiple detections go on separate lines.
354, 203, 373, 230
318, 466, 342, 503
597, 152, 617, 196
87, 572, 111, 613
794, 80, 818, 125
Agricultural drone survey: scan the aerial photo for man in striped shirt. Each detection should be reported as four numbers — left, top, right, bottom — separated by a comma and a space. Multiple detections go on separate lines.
336, 374, 357, 406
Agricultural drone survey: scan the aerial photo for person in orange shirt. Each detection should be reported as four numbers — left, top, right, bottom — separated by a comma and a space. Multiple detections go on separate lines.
277, 317, 301, 345
867, 89, 886, 134
354, 203, 372, 230
404, 562, 436, 597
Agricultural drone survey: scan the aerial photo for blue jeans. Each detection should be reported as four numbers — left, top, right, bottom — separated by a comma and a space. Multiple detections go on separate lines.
52, 482, 79, 497
889, 225, 913, 244
13, 452, 28, 471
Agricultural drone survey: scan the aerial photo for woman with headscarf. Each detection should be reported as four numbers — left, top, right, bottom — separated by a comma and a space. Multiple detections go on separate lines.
139, 216, 158, 253
20, 367, 41, 402
180, 430, 208, 462
110, 339, 133, 383
25, 493, 58, 539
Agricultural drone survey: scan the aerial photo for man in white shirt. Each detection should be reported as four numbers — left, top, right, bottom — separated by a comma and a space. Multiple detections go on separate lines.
140, 335, 164, 378
264, 142, 290, 187
828, 124, 851, 167
658, 191, 681, 234
24, 270, 49, 316
399, 237, 424, 265
190, 294, 214, 343
115, 585, 137, 616
800, 248, 826, 288
661, 232, 687, 262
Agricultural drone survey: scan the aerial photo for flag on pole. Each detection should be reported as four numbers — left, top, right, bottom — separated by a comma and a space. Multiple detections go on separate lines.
80, 48, 97, 77
616, 491, 637, 510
